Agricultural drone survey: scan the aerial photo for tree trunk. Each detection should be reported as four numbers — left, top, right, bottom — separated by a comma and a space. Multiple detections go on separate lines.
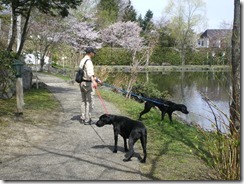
16, 15, 21, 51
17, 5, 32, 56
230, 0, 240, 134
7, 6, 17, 51
180, 45, 186, 65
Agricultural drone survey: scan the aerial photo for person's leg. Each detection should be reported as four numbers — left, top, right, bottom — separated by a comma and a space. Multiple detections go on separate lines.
80, 85, 88, 122
84, 87, 95, 125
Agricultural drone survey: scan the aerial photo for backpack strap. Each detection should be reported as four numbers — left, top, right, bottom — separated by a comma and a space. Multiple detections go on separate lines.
82, 59, 89, 70
82, 59, 92, 82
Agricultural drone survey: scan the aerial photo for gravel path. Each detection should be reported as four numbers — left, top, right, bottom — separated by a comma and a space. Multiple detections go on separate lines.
0, 73, 150, 180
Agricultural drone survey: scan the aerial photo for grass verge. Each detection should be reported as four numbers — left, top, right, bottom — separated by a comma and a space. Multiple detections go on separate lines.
0, 87, 61, 126
99, 88, 216, 180
0, 87, 62, 163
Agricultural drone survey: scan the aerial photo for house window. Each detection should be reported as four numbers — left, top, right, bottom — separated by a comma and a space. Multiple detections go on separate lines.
198, 40, 204, 47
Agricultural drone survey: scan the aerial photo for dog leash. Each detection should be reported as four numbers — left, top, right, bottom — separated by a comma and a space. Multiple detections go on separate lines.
96, 88, 109, 114
102, 82, 169, 107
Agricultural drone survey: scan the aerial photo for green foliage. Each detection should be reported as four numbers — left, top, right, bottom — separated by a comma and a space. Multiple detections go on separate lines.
137, 14, 144, 28
122, 0, 137, 22
131, 82, 170, 99
185, 49, 208, 65
158, 27, 175, 47
150, 46, 181, 65
195, 129, 240, 180
93, 45, 219, 66
96, 0, 119, 28
94, 47, 132, 65
0, 50, 17, 98
142, 9, 154, 32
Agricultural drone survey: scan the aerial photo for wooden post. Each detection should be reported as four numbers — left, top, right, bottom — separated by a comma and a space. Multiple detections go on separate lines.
16, 77, 25, 115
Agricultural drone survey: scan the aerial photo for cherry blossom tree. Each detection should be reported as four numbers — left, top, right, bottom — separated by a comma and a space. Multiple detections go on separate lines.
64, 16, 101, 51
101, 21, 146, 97
28, 15, 65, 71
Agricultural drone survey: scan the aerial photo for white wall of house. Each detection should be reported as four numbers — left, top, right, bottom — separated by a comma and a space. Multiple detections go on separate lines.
197, 38, 209, 48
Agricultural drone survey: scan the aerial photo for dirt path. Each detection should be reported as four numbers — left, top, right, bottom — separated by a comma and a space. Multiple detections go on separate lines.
0, 73, 150, 180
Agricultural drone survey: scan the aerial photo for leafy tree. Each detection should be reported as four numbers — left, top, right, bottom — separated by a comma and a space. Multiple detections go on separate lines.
121, 0, 137, 22
137, 14, 143, 28
96, 0, 119, 28
142, 9, 154, 32
0, 0, 83, 55
157, 26, 175, 47
165, 0, 206, 65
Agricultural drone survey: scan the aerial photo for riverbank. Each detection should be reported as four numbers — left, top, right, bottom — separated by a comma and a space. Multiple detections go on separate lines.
98, 87, 216, 180
95, 65, 230, 72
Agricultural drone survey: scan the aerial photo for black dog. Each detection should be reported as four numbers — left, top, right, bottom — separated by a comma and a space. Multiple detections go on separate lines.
139, 98, 189, 123
96, 114, 147, 163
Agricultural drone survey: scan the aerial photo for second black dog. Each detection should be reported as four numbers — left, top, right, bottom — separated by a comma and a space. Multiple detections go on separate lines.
96, 114, 147, 163
139, 98, 189, 123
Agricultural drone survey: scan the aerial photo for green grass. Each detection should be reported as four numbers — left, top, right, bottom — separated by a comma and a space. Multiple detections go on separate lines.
24, 88, 60, 110
0, 87, 60, 126
99, 88, 214, 180
39, 71, 72, 81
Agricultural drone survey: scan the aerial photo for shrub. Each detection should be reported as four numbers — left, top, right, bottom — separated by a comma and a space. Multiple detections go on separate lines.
0, 50, 17, 99
94, 47, 132, 65
150, 46, 181, 65
131, 82, 170, 100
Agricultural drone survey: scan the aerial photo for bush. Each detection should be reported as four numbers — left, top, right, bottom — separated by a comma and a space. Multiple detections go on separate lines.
185, 49, 208, 65
150, 46, 181, 65
94, 47, 132, 65
0, 50, 17, 99
131, 82, 169, 100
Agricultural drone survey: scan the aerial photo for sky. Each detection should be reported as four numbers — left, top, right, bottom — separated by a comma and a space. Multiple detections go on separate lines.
130, 0, 235, 31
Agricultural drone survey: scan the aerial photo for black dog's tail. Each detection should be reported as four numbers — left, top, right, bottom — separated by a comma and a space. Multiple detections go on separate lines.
140, 129, 147, 163
140, 128, 147, 144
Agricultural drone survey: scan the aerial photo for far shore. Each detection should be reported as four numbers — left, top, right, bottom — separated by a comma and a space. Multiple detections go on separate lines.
95, 65, 231, 72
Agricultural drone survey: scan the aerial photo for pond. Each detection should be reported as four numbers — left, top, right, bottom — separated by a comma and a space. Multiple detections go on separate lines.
103, 70, 232, 132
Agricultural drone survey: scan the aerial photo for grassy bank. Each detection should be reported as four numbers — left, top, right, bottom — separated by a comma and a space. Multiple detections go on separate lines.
99, 88, 215, 180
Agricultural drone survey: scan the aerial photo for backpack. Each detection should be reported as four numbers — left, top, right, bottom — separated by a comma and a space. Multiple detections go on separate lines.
75, 59, 89, 83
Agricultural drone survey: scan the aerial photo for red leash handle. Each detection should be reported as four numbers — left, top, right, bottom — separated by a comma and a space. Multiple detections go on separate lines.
96, 89, 109, 114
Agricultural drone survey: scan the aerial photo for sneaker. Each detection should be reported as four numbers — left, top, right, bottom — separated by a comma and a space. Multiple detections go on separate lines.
79, 119, 85, 124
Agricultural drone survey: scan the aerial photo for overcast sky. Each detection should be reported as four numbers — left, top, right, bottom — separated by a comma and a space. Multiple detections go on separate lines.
130, 0, 235, 31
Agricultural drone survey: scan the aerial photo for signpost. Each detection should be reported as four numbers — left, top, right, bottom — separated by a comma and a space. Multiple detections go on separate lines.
12, 59, 24, 116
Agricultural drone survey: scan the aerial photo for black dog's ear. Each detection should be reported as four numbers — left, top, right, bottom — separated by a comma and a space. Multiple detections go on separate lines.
100, 114, 112, 124
104, 114, 116, 124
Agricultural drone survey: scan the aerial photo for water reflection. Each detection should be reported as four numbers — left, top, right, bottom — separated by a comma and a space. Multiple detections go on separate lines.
105, 70, 231, 132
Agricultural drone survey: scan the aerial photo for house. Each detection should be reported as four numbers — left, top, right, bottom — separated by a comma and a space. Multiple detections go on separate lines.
197, 29, 232, 48
24, 52, 50, 65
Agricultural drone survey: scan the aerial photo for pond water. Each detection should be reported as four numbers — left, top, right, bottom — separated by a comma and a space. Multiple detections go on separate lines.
104, 70, 231, 132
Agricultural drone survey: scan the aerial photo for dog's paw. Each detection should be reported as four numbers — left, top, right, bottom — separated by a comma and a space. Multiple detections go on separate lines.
113, 150, 117, 153
140, 159, 146, 163
123, 158, 130, 162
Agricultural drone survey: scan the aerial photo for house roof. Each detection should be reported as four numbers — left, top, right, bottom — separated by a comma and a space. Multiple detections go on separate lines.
200, 29, 232, 39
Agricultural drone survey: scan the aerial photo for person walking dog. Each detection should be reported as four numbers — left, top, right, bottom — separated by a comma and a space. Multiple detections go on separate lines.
79, 47, 102, 125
